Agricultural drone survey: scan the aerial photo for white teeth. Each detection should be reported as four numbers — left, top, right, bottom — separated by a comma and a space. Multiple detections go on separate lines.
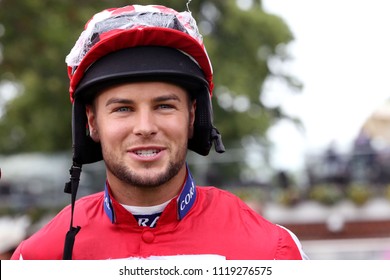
135, 149, 159, 157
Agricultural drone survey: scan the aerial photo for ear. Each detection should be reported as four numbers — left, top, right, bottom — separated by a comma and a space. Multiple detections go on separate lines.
86, 105, 100, 142
188, 100, 196, 139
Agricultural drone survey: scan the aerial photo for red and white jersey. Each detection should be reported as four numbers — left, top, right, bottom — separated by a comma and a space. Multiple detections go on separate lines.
11, 169, 307, 260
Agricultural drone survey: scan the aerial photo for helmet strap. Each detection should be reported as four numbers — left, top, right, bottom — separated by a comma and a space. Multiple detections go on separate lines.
211, 126, 225, 153
62, 162, 82, 260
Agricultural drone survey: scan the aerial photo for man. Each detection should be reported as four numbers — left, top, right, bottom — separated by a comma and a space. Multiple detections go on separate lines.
11, 4, 307, 260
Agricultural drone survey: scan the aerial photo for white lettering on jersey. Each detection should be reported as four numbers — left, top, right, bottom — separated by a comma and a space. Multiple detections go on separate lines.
180, 182, 195, 211
138, 216, 160, 227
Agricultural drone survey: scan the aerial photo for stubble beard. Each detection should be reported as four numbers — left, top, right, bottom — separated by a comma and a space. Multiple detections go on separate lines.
103, 147, 187, 188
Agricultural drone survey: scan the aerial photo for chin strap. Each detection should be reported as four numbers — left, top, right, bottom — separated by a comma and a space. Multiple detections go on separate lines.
211, 126, 225, 153
63, 162, 82, 260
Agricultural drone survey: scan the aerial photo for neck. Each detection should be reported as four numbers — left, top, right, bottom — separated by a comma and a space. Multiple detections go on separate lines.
106, 165, 187, 206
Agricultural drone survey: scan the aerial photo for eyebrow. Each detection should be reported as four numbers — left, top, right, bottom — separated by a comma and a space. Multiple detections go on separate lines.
105, 98, 133, 107
154, 93, 181, 103
105, 94, 182, 107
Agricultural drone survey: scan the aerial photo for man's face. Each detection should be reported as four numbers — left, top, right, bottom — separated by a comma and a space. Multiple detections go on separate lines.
86, 81, 196, 188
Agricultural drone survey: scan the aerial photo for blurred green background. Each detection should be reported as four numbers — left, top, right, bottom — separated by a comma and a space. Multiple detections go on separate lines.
1, 0, 390, 260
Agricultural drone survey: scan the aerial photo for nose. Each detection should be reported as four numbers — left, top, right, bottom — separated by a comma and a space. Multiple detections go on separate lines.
133, 109, 158, 137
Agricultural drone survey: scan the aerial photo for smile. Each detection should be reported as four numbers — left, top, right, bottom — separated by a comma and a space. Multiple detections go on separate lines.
134, 149, 161, 157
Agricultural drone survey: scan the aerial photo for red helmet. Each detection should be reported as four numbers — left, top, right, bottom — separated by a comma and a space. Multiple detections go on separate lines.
66, 5, 224, 164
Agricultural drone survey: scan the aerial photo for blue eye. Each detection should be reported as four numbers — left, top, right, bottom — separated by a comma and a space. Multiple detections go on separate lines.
116, 107, 131, 112
159, 104, 174, 109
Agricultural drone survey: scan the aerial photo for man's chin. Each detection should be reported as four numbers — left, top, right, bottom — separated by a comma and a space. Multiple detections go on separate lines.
122, 168, 175, 188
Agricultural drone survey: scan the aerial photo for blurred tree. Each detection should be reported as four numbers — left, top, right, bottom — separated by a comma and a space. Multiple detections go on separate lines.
0, 0, 300, 185
0, 0, 130, 153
